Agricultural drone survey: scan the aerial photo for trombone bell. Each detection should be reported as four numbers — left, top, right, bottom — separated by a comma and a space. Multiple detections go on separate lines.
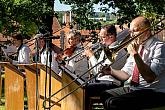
103, 46, 118, 62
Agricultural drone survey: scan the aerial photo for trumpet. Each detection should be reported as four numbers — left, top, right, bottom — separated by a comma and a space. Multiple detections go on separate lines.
43, 17, 165, 109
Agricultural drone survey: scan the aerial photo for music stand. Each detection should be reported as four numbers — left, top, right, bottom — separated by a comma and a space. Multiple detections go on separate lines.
0, 62, 24, 110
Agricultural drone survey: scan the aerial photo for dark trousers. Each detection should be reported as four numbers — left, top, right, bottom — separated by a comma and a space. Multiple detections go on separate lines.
85, 80, 120, 110
100, 87, 165, 110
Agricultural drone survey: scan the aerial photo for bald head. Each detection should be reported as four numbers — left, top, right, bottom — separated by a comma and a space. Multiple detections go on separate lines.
131, 16, 151, 31
129, 16, 152, 44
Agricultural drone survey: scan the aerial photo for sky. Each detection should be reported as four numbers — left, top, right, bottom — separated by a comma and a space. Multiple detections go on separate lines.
54, 0, 110, 12
54, 0, 71, 11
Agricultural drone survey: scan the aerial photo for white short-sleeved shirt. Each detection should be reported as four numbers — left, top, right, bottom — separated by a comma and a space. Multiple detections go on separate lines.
122, 37, 165, 92
12, 44, 31, 65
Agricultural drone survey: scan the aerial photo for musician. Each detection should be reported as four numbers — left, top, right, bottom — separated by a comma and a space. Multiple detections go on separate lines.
63, 30, 89, 81
11, 33, 31, 65
84, 24, 127, 109
100, 16, 165, 110
33, 35, 60, 74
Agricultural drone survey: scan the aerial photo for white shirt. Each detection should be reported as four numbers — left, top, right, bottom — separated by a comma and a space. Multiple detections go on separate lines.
12, 44, 31, 65
41, 49, 59, 74
89, 41, 127, 73
122, 36, 165, 92
89, 41, 127, 84
65, 43, 89, 81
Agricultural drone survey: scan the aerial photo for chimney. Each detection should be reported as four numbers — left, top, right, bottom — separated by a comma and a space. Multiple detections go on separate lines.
64, 11, 71, 24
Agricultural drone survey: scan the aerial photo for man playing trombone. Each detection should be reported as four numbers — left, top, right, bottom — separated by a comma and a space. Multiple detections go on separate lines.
100, 16, 165, 110
84, 24, 128, 109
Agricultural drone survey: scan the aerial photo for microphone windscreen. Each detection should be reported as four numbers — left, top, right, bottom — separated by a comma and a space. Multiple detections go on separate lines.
34, 34, 43, 39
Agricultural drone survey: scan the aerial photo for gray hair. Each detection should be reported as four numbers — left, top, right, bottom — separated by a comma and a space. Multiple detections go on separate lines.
66, 30, 81, 39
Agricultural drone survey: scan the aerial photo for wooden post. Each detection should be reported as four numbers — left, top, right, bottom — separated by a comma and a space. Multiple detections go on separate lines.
0, 62, 24, 110
39, 64, 62, 110
18, 64, 40, 110
0, 66, 2, 104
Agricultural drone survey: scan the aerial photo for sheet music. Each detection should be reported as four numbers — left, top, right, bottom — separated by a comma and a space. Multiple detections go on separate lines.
1, 45, 17, 56
0, 46, 15, 61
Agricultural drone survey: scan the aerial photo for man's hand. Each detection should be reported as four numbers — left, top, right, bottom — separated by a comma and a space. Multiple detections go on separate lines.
127, 41, 139, 56
100, 64, 112, 75
84, 47, 94, 58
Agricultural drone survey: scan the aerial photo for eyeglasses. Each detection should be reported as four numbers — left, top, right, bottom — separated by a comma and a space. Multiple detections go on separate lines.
129, 28, 147, 34
98, 33, 113, 38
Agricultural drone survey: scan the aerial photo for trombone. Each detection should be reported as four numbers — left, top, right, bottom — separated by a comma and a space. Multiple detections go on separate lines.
43, 17, 165, 109
104, 18, 165, 62
43, 57, 106, 109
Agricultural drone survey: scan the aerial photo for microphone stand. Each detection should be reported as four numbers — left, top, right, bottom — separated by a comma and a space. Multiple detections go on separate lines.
32, 33, 60, 110
35, 37, 40, 110
44, 36, 52, 110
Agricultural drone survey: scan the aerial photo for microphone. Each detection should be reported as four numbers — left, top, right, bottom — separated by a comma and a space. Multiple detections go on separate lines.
44, 35, 60, 39
34, 32, 50, 39
34, 33, 60, 39
34, 34, 42, 39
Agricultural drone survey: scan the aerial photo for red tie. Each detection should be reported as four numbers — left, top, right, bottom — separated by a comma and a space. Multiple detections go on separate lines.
131, 45, 144, 86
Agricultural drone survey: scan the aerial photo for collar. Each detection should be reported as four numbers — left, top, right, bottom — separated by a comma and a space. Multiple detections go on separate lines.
143, 37, 154, 49
17, 43, 23, 50
108, 41, 119, 49
110, 41, 119, 46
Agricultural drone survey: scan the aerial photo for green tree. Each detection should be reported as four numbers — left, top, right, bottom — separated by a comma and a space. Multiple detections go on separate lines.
0, 0, 55, 38
60, 0, 165, 28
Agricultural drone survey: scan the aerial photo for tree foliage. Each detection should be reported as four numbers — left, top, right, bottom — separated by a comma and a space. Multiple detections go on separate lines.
1, 0, 164, 37
60, 0, 165, 29
0, 0, 55, 38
